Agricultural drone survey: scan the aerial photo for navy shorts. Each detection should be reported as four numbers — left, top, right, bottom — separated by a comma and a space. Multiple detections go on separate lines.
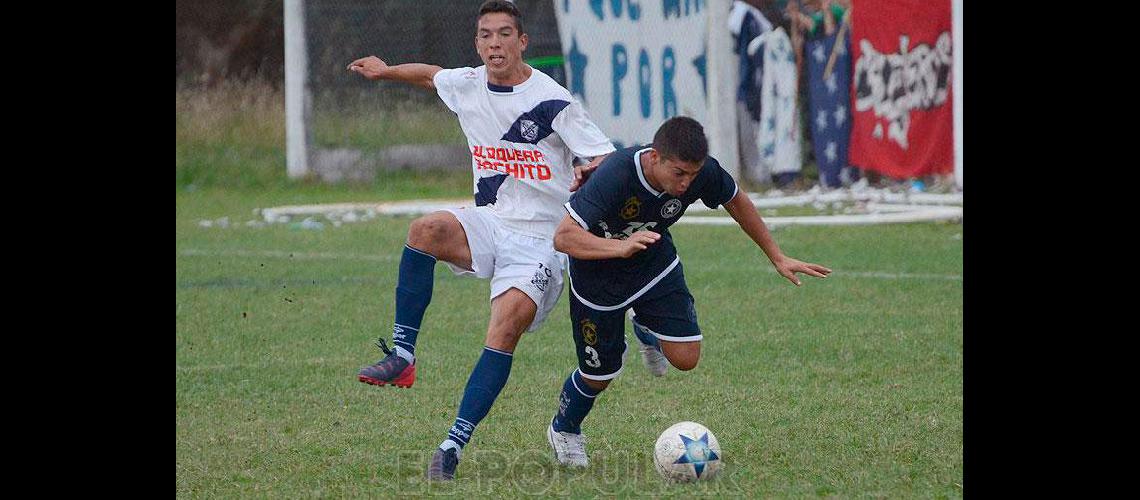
570, 267, 701, 381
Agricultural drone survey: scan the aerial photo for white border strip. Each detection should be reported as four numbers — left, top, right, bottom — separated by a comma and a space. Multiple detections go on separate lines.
570, 370, 598, 398
569, 256, 681, 311
577, 342, 628, 381
565, 202, 589, 230
484, 346, 513, 357
633, 147, 662, 197
403, 244, 436, 260
633, 319, 703, 343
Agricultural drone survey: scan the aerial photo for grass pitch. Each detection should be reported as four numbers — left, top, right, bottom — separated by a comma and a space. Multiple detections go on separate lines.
176, 182, 962, 498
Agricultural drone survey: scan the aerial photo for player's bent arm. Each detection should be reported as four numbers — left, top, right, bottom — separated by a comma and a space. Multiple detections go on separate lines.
553, 215, 660, 260
723, 190, 788, 266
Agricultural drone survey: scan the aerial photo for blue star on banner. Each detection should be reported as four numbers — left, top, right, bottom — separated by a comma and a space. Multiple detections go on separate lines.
674, 433, 719, 478
567, 34, 588, 101
806, 30, 856, 188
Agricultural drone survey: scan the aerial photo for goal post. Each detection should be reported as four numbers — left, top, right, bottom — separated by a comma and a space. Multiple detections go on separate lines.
284, 0, 310, 179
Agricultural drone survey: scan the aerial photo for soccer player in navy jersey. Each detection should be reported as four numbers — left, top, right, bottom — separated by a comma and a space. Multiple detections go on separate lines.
545, 116, 831, 466
347, 1, 614, 480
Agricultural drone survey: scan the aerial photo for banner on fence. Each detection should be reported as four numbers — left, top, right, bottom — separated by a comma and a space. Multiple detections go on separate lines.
850, 0, 953, 178
554, 0, 709, 150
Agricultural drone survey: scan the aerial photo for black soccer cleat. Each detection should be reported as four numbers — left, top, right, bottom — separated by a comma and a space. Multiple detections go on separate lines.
426, 447, 460, 481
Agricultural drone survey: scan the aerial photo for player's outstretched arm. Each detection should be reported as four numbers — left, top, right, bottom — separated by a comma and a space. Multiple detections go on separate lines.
553, 215, 660, 260
347, 56, 442, 90
723, 190, 832, 286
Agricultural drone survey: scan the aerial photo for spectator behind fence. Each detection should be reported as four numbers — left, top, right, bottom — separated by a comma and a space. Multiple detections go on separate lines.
729, 0, 775, 187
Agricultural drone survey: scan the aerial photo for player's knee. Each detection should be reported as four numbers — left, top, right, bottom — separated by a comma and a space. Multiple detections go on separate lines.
406, 214, 452, 251
663, 342, 701, 371
485, 326, 524, 352
669, 355, 699, 371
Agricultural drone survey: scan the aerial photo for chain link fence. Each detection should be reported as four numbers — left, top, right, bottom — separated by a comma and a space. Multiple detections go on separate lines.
301, 0, 565, 181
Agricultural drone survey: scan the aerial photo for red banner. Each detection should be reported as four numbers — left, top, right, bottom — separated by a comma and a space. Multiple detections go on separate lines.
849, 0, 953, 178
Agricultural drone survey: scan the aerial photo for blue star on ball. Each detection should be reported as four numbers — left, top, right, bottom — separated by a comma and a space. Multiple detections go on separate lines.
674, 432, 719, 478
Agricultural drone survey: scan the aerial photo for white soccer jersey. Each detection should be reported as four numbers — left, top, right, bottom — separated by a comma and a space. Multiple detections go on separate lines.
434, 65, 615, 238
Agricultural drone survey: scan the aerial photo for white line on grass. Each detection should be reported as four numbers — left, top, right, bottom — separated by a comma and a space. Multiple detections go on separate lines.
179, 249, 960, 281
176, 357, 357, 372
179, 248, 398, 262
835, 270, 962, 281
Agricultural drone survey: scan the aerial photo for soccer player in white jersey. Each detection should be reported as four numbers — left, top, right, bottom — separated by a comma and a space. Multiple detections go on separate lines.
347, 0, 615, 481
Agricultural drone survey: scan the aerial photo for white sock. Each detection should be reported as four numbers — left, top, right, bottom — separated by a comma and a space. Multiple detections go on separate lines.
439, 439, 462, 458
395, 346, 415, 364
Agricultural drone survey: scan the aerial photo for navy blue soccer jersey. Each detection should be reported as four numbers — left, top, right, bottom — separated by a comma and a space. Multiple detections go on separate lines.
564, 145, 739, 309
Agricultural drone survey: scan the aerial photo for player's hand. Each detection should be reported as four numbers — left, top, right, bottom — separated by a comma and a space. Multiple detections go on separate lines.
347, 56, 388, 80
618, 231, 661, 258
773, 256, 832, 286
569, 154, 608, 192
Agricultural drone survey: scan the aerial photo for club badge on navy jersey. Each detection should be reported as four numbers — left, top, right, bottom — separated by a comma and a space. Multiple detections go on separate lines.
661, 198, 682, 218
621, 196, 641, 220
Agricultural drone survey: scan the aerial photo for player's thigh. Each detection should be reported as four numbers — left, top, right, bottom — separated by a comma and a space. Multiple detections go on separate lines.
407, 210, 473, 269
488, 232, 565, 333
435, 207, 511, 276
570, 294, 628, 382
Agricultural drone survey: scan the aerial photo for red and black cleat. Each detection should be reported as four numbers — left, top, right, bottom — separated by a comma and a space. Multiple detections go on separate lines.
357, 338, 416, 388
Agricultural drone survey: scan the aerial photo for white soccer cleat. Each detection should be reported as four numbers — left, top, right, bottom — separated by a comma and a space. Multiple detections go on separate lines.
547, 422, 589, 467
639, 343, 669, 377
629, 312, 668, 377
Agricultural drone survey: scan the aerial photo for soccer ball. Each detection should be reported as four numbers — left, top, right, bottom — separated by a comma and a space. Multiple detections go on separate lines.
653, 421, 722, 482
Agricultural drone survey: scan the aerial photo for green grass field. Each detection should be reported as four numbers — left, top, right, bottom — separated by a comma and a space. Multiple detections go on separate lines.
176, 181, 962, 498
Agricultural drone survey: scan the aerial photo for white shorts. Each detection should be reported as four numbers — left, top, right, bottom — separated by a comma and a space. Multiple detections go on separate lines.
443, 206, 566, 332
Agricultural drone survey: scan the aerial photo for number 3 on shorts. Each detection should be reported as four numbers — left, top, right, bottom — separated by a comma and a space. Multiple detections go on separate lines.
584, 346, 601, 368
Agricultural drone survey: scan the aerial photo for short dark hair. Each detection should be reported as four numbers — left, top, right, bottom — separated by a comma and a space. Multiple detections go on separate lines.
652, 116, 708, 163
478, 0, 524, 34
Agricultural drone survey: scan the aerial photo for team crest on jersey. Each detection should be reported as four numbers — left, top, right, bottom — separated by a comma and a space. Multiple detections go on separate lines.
621, 196, 641, 220
661, 199, 682, 218
580, 319, 598, 346
519, 119, 540, 142
530, 263, 553, 292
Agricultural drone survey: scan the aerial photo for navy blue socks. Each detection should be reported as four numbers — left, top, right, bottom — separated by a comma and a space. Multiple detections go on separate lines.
442, 347, 514, 452
392, 244, 436, 362
551, 369, 602, 435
